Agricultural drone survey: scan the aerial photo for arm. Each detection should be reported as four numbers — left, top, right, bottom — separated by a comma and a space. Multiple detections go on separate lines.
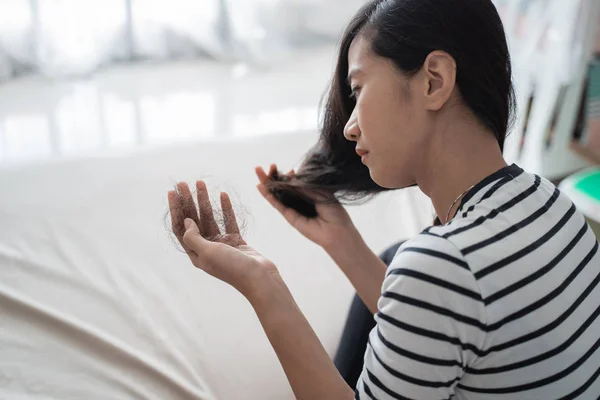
324, 228, 388, 314
355, 234, 485, 399
254, 166, 387, 313
169, 183, 358, 399
249, 275, 355, 400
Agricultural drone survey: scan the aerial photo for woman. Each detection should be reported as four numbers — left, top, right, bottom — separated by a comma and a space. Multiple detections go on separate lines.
168, 0, 600, 398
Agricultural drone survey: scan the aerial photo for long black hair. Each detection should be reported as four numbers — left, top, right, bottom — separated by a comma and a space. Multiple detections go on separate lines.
268, 0, 516, 219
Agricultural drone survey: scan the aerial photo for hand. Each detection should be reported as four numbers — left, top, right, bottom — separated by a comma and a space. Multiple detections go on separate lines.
255, 164, 358, 250
168, 181, 281, 298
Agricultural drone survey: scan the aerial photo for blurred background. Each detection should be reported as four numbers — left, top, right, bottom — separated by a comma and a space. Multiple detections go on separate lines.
0, 0, 367, 160
0, 0, 597, 174
0, 1, 599, 399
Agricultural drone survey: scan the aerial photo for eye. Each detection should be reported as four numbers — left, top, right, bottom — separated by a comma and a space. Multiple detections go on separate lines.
349, 86, 361, 99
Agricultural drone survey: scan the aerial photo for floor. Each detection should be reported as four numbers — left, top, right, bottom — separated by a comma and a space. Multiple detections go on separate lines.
0, 45, 336, 168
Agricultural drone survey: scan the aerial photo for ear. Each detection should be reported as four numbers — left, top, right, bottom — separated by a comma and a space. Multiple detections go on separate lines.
421, 51, 457, 111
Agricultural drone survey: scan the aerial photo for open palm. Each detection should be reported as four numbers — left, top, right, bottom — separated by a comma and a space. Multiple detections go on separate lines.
168, 181, 278, 296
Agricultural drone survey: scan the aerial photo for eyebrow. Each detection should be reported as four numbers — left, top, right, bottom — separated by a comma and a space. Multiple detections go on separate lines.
346, 67, 363, 86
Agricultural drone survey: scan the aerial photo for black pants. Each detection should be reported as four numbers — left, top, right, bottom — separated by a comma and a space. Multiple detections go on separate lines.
333, 241, 405, 389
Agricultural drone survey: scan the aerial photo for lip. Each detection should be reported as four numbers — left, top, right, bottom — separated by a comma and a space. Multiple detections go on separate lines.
356, 148, 369, 157
356, 148, 369, 164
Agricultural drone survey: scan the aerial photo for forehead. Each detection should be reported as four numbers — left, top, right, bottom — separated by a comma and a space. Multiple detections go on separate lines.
347, 35, 373, 68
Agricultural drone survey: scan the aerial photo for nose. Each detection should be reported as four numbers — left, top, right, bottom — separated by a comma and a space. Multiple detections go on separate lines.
343, 108, 360, 141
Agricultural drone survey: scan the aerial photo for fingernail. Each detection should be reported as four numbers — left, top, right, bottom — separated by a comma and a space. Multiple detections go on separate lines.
184, 219, 192, 229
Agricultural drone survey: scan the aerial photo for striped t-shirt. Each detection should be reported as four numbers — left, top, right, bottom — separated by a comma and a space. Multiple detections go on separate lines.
356, 164, 600, 399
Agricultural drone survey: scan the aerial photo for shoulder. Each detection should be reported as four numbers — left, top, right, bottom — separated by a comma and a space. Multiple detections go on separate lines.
389, 231, 471, 276
372, 232, 487, 381
385, 232, 483, 303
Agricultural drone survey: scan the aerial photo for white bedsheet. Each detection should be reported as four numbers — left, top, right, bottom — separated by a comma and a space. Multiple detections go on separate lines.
0, 132, 432, 399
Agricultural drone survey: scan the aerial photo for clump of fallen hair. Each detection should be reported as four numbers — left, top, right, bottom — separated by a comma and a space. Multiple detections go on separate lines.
165, 182, 250, 253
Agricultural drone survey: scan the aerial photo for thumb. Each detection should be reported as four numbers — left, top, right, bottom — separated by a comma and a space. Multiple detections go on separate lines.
182, 218, 206, 253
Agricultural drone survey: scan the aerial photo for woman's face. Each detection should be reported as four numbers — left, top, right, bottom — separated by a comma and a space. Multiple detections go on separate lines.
344, 35, 431, 189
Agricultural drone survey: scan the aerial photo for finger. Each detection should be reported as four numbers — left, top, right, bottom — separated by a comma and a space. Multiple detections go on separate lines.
269, 164, 277, 178
196, 180, 221, 238
220, 192, 241, 235
176, 182, 200, 227
168, 190, 194, 253
255, 166, 269, 184
182, 218, 209, 259
168, 190, 185, 239
256, 182, 303, 226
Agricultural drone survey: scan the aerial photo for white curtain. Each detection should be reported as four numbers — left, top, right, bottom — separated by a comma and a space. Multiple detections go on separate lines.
36, 0, 129, 77
3, 0, 585, 82
0, 0, 35, 80
0, 0, 368, 81
130, 0, 224, 60
225, 0, 367, 65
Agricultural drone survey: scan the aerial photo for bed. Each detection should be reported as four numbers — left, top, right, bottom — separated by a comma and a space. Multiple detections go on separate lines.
0, 128, 432, 399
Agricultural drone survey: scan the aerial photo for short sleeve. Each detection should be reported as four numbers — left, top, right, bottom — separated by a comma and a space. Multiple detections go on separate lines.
355, 233, 486, 400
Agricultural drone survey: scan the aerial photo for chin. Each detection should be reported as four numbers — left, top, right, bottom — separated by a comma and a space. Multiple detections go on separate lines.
369, 172, 396, 189
370, 169, 416, 189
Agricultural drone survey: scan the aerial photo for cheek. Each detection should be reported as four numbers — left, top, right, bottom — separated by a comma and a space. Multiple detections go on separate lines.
356, 99, 395, 141
357, 85, 419, 187
367, 110, 416, 183
356, 86, 416, 155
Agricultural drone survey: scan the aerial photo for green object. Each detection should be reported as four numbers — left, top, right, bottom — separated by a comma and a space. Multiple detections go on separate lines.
559, 168, 600, 225
574, 171, 600, 200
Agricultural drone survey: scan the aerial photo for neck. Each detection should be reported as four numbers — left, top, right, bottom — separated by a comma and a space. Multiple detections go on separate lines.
417, 119, 508, 224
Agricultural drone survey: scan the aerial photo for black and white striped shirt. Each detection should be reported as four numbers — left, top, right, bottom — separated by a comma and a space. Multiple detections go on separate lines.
357, 164, 600, 399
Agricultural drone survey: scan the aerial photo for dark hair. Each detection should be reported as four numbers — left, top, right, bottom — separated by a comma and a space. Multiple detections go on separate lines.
268, 0, 516, 219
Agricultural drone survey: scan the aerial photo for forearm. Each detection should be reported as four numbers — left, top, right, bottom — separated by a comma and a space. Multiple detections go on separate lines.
324, 229, 386, 314
249, 276, 354, 400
